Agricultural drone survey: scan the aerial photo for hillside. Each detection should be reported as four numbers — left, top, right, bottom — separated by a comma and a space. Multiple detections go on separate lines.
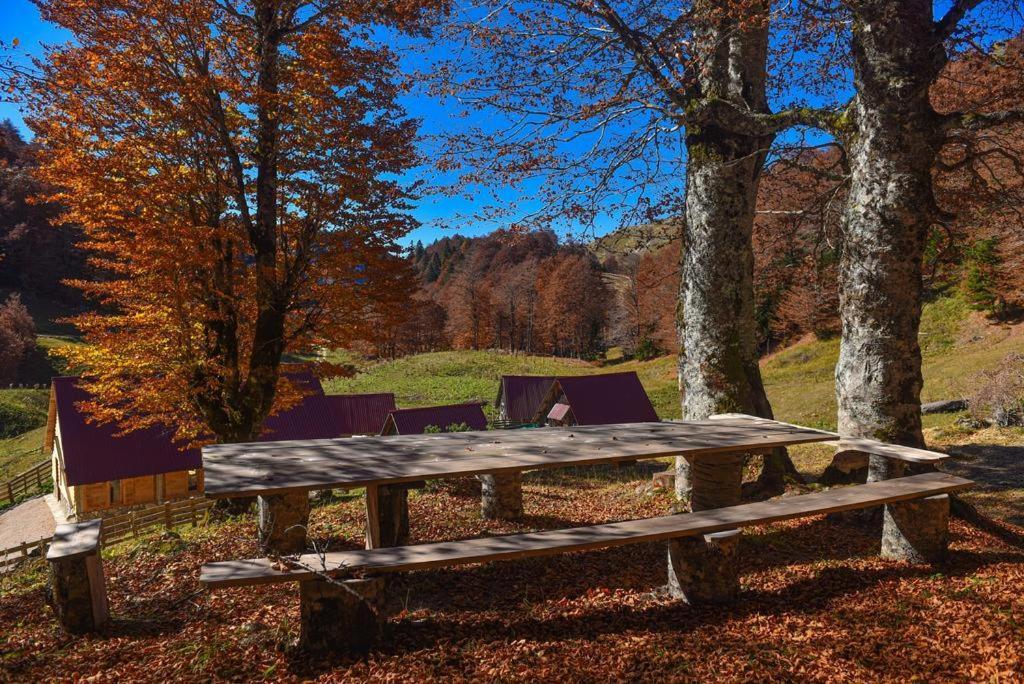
328, 296, 1024, 430
588, 220, 680, 262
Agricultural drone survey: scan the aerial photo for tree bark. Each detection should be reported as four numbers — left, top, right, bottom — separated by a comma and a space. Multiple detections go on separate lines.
834, 0, 947, 468
676, 0, 797, 501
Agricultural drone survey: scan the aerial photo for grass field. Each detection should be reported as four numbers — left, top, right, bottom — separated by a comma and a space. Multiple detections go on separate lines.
327, 297, 1024, 430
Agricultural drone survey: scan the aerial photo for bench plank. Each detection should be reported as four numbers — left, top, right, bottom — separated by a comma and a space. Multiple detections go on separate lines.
201, 472, 972, 588
202, 416, 836, 498
825, 437, 950, 463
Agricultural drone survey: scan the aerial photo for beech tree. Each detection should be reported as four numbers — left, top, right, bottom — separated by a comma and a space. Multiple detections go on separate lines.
434, 1, 843, 496
7, 0, 439, 445
799, 1, 1024, 469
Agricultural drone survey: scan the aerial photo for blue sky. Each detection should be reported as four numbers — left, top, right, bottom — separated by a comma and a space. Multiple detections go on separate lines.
2, 1, 1020, 246
0, 0, 530, 246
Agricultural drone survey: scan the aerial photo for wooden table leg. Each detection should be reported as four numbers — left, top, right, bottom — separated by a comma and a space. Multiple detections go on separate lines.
365, 484, 381, 550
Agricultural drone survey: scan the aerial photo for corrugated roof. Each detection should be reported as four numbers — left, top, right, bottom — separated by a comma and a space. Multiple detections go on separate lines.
384, 403, 488, 435
534, 371, 659, 425
325, 393, 396, 435
52, 372, 341, 486
497, 375, 555, 423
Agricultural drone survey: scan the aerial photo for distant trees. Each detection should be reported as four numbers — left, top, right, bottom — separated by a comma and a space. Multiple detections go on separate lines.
9, 0, 436, 445
0, 293, 35, 385
0, 120, 86, 305
401, 231, 609, 358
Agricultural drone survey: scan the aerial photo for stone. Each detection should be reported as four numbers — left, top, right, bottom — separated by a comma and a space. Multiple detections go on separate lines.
882, 493, 949, 564
652, 471, 675, 492
258, 491, 310, 554
48, 554, 108, 633
299, 576, 380, 653
667, 529, 741, 604
480, 472, 523, 520
377, 485, 410, 548
921, 399, 967, 415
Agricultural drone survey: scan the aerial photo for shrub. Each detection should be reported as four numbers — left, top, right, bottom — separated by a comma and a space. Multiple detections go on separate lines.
970, 352, 1024, 427
0, 294, 36, 384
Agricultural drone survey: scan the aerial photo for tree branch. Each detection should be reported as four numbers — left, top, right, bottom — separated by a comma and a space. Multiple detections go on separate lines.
687, 98, 851, 137
942, 108, 1024, 134
935, 0, 986, 40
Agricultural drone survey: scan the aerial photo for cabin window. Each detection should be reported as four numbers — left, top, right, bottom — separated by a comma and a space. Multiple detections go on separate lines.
188, 470, 199, 492
109, 479, 121, 505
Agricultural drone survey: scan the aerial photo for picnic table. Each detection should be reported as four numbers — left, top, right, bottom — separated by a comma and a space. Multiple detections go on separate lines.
202, 414, 840, 552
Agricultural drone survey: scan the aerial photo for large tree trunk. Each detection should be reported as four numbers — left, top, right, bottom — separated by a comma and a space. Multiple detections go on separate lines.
675, 0, 799, 501
834, 0, 947, 463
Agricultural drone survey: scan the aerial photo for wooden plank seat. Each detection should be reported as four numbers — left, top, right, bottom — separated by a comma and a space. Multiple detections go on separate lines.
200, 472, 972, 652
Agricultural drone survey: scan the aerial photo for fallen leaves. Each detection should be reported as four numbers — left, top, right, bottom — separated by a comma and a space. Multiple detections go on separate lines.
1, 468, 1022, 682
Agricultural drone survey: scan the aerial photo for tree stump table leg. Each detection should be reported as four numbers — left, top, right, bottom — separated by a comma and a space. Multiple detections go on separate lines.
299, 576, 382, 653
258, 491, 310, 554
688, 453, 745, 511
377, 485, 410, 548
480, 472, 523, 520
49, 552, 108, 633
667, 453, 744, 603
667, 529, 741, 604
882, 493, 949, 564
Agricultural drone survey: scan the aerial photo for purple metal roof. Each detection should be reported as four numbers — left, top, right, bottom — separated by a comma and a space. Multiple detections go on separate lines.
52, 372, 341, 486
497, 375, 555, 423
325, 393, 396, 435
545, 372, 659, 425
384, 403, 488, 435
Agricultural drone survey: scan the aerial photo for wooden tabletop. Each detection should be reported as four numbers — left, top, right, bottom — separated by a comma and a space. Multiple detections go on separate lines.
202, 414, 837, 498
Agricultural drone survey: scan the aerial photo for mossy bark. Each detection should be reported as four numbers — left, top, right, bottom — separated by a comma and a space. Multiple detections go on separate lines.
834, 0, 948, 468
675, 0, 797, 501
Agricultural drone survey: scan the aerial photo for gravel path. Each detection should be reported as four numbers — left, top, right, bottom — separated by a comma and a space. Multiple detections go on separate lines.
0, 497, 56, 554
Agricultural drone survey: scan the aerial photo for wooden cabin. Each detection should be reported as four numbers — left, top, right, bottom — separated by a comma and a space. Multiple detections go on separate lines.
494, 376, 555, 427
46, 372, 347, 519
531, 372, 659, 427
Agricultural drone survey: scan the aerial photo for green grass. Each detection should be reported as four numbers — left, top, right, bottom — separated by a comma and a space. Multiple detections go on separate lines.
323, 296, 1024, 432
0, 426, 48, 481
324, 350, 595, 417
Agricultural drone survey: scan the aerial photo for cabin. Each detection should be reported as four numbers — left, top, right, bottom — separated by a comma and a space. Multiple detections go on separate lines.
531, 372, 659, 426
494, 375, 555, 426
46, 371, 343, 519
380, 403, 488, 435
325, 393, 397, 436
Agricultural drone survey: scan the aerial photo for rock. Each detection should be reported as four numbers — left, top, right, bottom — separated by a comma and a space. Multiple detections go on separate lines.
921, 399, 967, 414
651, 471, 675, 491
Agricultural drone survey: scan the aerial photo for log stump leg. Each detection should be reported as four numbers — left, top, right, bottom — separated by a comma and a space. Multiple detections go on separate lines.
882, 493, 949, 564
666, 529, 741, 604
299, 576, 382, 653
258, 491, 310, 554
688, 453, 745, 512
49, 552, 109, 633
377, 485, 410, 548
480, 472, 523, 520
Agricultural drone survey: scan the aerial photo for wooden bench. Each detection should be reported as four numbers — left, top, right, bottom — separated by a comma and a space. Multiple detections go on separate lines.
823, 437, 950, 483
46, 519, 109, 633
201, 472, 972, 653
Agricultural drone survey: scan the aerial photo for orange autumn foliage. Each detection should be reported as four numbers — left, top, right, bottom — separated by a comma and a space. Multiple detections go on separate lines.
16, 0, 439, 445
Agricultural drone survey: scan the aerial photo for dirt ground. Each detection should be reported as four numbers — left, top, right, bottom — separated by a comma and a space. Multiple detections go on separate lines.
0, 497, 55, 563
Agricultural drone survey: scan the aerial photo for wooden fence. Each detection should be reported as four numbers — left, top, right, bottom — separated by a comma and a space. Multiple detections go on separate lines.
0, 496, 214, 575
0, 460, 52, 508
